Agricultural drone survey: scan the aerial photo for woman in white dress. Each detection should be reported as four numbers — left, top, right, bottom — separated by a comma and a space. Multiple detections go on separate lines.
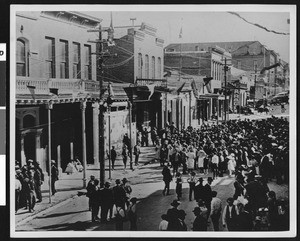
186, 147, 196, 172
197, 147, 207, 174
227, 153, 236, 177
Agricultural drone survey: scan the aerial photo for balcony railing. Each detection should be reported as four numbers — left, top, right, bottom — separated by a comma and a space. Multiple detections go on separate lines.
135, 78, 167, 88
16, 76, 99, 96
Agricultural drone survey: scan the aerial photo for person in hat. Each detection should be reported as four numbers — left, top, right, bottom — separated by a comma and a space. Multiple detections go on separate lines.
133, 142, 141, 166
194, 177, 205, 202
222, 197, 239, 231
100, 181, 114, 222
187, 171, 197, 201
166, 200, 181, 231
113, 179, 126, 211
175, 172, 183, 201
90, 179, 101, 222
51, 160, 59, 195
192, 206, 207, 231
178, 209, 188, 231
22, 169, 36, 213
127, 197, 138, 230
86, 175, 96, 211
203, 177, 213, 221
122, 177, 132, 209
33, 161, 44, 202
210, 191, 222, 231
162, 164, 172, 196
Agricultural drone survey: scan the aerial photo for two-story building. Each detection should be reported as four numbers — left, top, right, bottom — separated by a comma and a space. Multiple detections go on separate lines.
164, 44, 231, 123
14, 11, 107, 174
103, 23, 167, 132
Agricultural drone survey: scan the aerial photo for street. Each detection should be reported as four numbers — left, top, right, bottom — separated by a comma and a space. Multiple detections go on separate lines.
16, 161, 288, 232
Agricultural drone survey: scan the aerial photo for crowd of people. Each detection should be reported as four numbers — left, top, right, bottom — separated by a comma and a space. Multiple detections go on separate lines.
156, 116, 289, 231
86, 176, 137, 231
15, 159, 59, 213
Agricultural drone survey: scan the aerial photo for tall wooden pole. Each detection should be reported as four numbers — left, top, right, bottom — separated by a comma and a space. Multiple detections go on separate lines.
97, 24, 105, 187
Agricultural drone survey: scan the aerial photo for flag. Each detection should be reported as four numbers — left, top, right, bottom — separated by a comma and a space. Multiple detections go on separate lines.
177, 82, 185, 93
179, 27, 182, 38
108, 82, 115, 97
27, 85, 36, 100
147, 83, 156, 100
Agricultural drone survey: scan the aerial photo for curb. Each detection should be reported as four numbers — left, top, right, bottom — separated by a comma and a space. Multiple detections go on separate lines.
16, 192, 78, 227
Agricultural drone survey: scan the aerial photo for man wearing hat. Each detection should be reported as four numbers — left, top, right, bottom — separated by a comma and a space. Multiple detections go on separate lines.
100, 181, 114, 222
194, 177, 205, 202
113, 179, 126, 211
222, 197, 238, 231
122, 178, 132, 209
166, 200, 181, 231
203, 177, 213, 221
51, 160, 59, 195
86, 175, 96, 211
33, 161, 44, 202
192, 206, 207, 231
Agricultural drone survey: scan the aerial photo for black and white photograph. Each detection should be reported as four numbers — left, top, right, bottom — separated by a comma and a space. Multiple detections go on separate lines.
10, 4, 296, 238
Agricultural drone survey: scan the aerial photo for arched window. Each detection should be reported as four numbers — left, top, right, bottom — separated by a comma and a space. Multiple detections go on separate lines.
145, 55, 149, 78
157, 57, 161, 79
138, 53, 143, 78
16, 39, 28, 76
151, 56, 155, 79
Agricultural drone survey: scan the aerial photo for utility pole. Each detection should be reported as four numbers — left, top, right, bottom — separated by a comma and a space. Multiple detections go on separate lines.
223, 58, 229, 121
254, 64, 257, 108
95, 24, 105, 187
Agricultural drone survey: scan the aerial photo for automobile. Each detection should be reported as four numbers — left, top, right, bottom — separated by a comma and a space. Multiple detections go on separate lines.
270, 92, 289, 105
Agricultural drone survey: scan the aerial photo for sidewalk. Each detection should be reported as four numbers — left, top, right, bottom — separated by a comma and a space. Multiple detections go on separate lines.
15, 146, 157, 226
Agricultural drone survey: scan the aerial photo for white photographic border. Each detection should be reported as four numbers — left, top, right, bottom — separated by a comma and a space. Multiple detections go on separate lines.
10, 4, 297, 238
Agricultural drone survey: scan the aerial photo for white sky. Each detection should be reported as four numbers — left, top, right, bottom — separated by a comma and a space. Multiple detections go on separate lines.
86, 8, 291, 62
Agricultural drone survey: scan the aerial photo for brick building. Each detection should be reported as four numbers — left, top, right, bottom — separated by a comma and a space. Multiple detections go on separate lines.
164, 44, 231, 123
104, 23, 167, 132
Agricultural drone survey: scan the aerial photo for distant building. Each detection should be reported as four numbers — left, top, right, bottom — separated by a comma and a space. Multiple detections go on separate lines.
166, 41, 289, 99
165, 44, 231, 123
105, 23, 167, 131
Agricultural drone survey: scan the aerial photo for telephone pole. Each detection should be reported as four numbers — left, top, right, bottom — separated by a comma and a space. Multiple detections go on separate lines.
96, 24, 105, 187
254, 64, 257, 108
223, 58, 230, 121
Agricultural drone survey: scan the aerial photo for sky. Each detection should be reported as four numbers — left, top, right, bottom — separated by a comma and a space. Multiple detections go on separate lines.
86, 7, 291, 62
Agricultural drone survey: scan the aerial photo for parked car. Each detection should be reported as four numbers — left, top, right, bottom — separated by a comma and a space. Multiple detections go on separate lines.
270, 92, 289, 105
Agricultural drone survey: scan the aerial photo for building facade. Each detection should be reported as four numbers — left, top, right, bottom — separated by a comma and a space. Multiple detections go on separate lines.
15, 11, 116, 176
104, 23, 166, 132
164, 44, 230, 124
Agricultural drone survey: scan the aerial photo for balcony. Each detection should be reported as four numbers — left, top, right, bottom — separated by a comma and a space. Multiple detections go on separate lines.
16, 76, 100, 97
